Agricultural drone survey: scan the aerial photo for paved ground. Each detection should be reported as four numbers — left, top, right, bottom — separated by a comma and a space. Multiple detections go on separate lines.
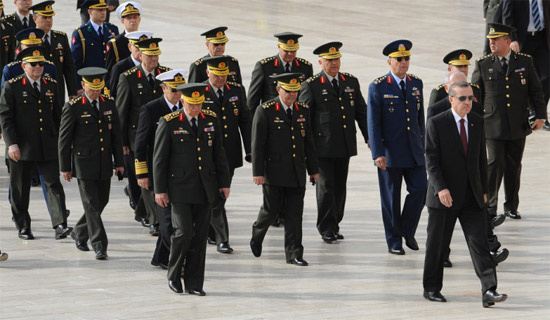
0, 0, 549, 319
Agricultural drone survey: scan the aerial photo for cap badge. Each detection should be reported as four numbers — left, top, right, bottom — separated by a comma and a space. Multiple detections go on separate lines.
29, 32, 36, 40
490, 28, 495, 33
93, 78, 101, 84
398, 44, 406, 52
288, 39, 295, 45
329, 47, 336, 53
192, 91, 200, 98
289, 78, 297, 84
174, 74, 183, 82
218, 62, 226, 68
216, 31, 223, 37
459, 54, 466, 60
33, 50, 40, 57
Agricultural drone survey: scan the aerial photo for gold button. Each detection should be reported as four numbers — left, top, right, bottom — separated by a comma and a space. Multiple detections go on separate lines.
506, 85, 510, 89
224, 134, 228, 138
99, 129, 103, 132
196, 138, 200, 142
153, 90, 156, 94
77, 152, 81, 155
180, 139, 183, 142
406, 109, 409, 113
505, 77, 509, 81
221, 107, 225, 111
293, 145, 296, 149
223, 116, 226, 120
171, 173, 175, 177
224, 125, 228, 129
198, 166, 202, 170
507, 104, 511, 107
40, 128, 43, 131
38, 100, 41, 103
343, 125, 347, 128
407, 118, 410, 121
197, 147, 200, 151
140, 92, 142, 95
132, 125, 136, 128
198, 157, 202, 161
85, 121, 88, 124
39, 118, 43, 122
407, 127, 410, 130
291, 127, 294, 130
339, 97, 342, 101
406, 101, 408, 104
293, 154, 296, 157
506, 94, 510, 98
292, 136, 295, 140
342, 115, 346, 119
341, 106, 344, 109
100, 138, 103, 142
101, 147, 104, 151
98, 120, 102, 124
38, 109, 42, 113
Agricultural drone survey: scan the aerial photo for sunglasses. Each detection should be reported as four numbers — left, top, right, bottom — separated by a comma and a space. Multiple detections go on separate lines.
213, 43, 225, 47
29, 61, 45, 67
394, 56, 410, 62
454, 95, 474, 102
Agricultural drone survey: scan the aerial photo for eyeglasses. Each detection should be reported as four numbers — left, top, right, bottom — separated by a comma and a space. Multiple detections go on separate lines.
453, 95, 474, 102
213, 43, 225, 47
28, 61, 45, 67
394, 56, 410, 62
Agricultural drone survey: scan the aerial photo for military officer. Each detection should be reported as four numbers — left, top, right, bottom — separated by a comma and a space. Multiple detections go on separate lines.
116, 37, 170, 232
0, 0, 36, 35
367, 40, 427, 255
71, 0, 119, 91
1, 28, 56, 88
248, 32, 314, 117
299, 42, 368, 243
30, 1, 78, 106
250, 73, 319, 266
428, 49, 482, 106
0, 1, 16, 70
201, 56, 251, 254
154, 83, 231, 295
108, 30, 150, 98
0, 46, 72, 240
483, 0, 503, 55
77, 0, 118, 25
134, 69, 186, 268
471, 23, 546, 221
188, 26, 242, 86
104, 1, 141, 83
58, 67, 124, 260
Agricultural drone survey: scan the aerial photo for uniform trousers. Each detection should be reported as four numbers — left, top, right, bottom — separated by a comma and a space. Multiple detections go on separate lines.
209, 169, 234, 244
124, 151, 147, 219
316, 157, 350, 235
522, 31, 550, 103
152, 203, 172, 265
141, 187, 158, 225
9, 158, 67, 230
252, 184, 305, 261
167, 201, 211, 291
377, 165, 427, 249
486, 137, 526, 216
74, 179, 110, 253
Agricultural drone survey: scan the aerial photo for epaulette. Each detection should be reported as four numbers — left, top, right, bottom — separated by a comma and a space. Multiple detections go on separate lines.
52, 30, 66, 36
158, 66, 171, 72
230, 56, 238, 62
477, 53, 492, 61
202, 109, 217, 118
194, 58, 203, 66
306, 73, 322, 83
68, 96, 81, 105
296, 57, 311, 66
8, 74, 24, 84
372, 75, 389, 85
296, 102, 309, 109
0, 14, 15, 22
435, 83, 445, 90
123, 66, 139, 76
43, 76, 57, 84
45, 59, 55, 66
226, 81, 242, 88
469, 82, 480, 89
408, 73, 421, 80
6, 61, 19, 67
101, 94, 114, 101
261, 101, 276, 109
260, 56, 277, 64
340, 72, 356, 79
516, 52, 532, 58
163, 111, 179, 121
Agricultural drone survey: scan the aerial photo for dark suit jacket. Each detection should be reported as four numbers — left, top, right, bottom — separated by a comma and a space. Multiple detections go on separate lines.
425, 110, 488, 209
0, 20, 16, 70
42, 30, 78, 105
188, 54, 242, 85
427, 95, 484, 120
108, 56, 137, 98
502, 0, 550, 49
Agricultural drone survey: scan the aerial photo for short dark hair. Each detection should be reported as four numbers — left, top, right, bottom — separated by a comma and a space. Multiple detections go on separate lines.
449, 82, 471, 97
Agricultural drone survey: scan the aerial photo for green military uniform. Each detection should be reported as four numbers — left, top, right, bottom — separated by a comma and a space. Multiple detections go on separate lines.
298, 42, 368, 241
58, 67, 123, 258
0, 47, 69, 238
201, 56, 252, 251
153, 83, 230, 293
471, 23, 546, 219
0, 17, 15, 70
251, 73, 319, 264
248, 32, 314, 116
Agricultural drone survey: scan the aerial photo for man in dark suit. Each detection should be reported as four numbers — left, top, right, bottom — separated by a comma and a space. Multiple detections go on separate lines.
188, 27, 242, 86
30, 1, 78, 106
483, 0, 503, 55
201, 56, 251, 254
116, 37, 170, 233
134, 69, 186, 269
423, 81, 507, 307
0, 0, 35, 35
58, 67, 124, 260
472, 23, 546, 220
0, 2, 16, 70
248, 32, 314, 117
104, 1, 141, 85
0, 46, 71, 240
367, 40, 427, 255
299, 42, 368, 243
250, 73, 319, 266
154, 83, 231, 295
502, 0, 550, 129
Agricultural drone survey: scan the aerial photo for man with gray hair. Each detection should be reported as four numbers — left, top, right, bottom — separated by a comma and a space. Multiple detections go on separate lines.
428, 71, 484, 119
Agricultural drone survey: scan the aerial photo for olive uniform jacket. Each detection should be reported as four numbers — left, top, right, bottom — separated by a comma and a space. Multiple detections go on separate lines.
0, 75, 60, 161
189, 54, 242, 85
202, 81, 251, 170
42, 30, 78, 106
153, 109, 231, 204
251, 97, 319, 188
58, 94, 124, 180
0, 19, 15, 70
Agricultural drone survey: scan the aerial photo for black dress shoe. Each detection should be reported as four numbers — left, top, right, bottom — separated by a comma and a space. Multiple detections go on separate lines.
505, 210, 521, 219
543, 120, 550, 131
149, 224, 159, 236
95, 251, 108, 260
187, 288, 206, 296
423, 291, 447, 302
169, 280, 183, 293
217, 242, 233, 253
54, 225, 73, 240
491, 214, 506, 228
491, 248, 509, 265
482, 289, 507, 307
71, 232, 90, 251
405, 237, 419, 250
134, 216, 151, 227
250, 239, 262, 257
388, 248, 405, 255
124, 186, 136, 210
18, 228, 34, 240
443, 257, 453, 268
322, 232, 338, 243
207, 237, 216, 245
287, 257, 309, 266
335, 232, 344, 240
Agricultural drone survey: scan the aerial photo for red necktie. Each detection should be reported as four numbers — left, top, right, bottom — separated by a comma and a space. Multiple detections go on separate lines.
460, 119, 468, 155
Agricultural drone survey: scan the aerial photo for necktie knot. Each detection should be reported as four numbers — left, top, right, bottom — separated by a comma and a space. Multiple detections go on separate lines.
332, 78, 339, 92
148, 74, 155, 87
400, 80, 406, 97
217, 88, 223, 101
191, 117, 198, 135
285, 63, 291, 73
172, 105, 178, 112
286, 107, 292, 120
501, 57, 508, 73
33, 81, 40, 95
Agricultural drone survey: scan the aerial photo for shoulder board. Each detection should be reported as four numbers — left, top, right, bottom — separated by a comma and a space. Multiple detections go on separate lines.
296, 57, 311, 66
435, 83, 445, 90
477, 53, 492, 61
408, 73, 421, 80
8, 75, 24, 84
123, 66, 139, 76
296, 102, 309, 109
261, 101, 276, 109
52, 30, 66, 36
45, 60, 55, 66
101, 94, 114, 101
158, 66, 171, 72
68, 96, 82, 105
260, 56, 277, 64
0, 19, 13, 27
306, 73, 322, 83
516, 52, 532, 58
163, 112, 179, 122
202, 109, 217, 118
43, 76, 57, 83
194, 58, 203, 66
372, 75, 389, 85
226, 81, 242, 88
7, 61, 19, 67
230, 56, 238, 62
340, 72, 356, 79
2, 14, 15, 21
469, 82, 480, 89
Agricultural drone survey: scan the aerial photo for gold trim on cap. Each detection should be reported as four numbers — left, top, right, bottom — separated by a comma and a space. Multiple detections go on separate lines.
163, 74, 186, 89
121, 3, 140, 17
83, 78, 106, 90
388, 43, 411, 58
21, 32, 43, 45
486, 28, 509, 39
278, 39, 299, 52
206, 31, 228, 44
319, 46, 342, 59
23, 49, 46, 63
182, 91, 205, 104
449, 54, 471, 66
207, 61, 229, 76
34, 4, 55, 17
139, 42, 161, 56
278, 78, 301, 92
89, 0, 108, 9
